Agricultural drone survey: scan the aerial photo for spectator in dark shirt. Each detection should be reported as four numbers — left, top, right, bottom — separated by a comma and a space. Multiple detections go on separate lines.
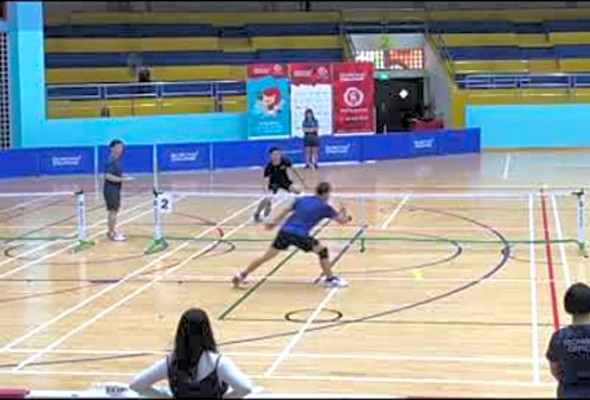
547, 282, 590, 398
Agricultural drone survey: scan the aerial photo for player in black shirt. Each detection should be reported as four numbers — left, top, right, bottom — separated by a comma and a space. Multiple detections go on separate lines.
253, 147, 305, 223
547, 282, 590, 398
103, 139, 133, 241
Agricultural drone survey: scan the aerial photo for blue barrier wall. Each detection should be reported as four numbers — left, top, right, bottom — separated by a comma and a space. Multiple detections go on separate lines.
0, 129, 480, 178
466, 104, 590, 148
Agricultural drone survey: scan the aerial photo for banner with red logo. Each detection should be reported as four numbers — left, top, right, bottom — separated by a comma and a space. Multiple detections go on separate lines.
289, 63, 332, 85
331, 62, 375, 134
247, 63, 288, 79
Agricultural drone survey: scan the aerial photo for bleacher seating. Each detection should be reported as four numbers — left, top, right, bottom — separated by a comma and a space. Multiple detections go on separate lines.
44, 7, 590, 119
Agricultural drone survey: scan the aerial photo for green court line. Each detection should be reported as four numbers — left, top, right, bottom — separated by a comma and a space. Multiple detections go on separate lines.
0, 236, 76, 241
132, 234, 579, 246
217, 219, 332, 321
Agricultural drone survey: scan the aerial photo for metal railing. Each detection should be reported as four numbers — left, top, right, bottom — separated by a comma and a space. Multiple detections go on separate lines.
46, 80, 247, 118
456, 73, 590, 90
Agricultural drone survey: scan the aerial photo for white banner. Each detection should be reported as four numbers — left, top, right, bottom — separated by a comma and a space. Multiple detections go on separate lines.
290, 84, 333, 138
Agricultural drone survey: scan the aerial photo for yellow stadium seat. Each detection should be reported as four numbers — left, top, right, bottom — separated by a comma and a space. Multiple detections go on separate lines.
453, 60, 528, 74
441, 33, 517, 47
45, 37, 220, 53
159, 97, 215, 115
463, 88, 572, 105
46, 68, 133, 84
550, 32, 590, 45
559, 58, 590, 73
46, 65, 248, 84
250, 35, 341, 50
517, 34, 551, 48
528, 59, 559, 73
221, 96, 247, 112
45, 11, 341, 27
47, 100, 102, 119
152, 65, 246, 82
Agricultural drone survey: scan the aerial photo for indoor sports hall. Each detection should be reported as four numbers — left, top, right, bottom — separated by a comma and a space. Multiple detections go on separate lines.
2, 1, 590, 398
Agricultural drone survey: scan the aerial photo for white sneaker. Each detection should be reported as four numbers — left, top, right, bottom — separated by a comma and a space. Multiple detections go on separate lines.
109, 232, 126, 242
231, 273, 249, 288
321, 276, 349, 288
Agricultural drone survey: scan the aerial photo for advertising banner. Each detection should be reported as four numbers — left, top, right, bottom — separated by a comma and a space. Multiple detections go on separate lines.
39, 147, 94, 176
289, 63, 332, 85
247, 63, 288, 79
290, 83, 333, 138
332, 62, 375, 134
157, 143, 211, 171
247, 76, 291, 139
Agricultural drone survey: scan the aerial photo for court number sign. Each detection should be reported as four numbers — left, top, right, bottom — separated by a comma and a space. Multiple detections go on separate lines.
157, 192, 173, 215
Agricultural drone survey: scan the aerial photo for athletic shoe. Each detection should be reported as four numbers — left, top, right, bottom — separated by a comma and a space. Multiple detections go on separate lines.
314, 163, 319, 170
109, 232, 126, 242
322, 276, 348, 288
231, 272, 249, 288
253, 212, 262, 223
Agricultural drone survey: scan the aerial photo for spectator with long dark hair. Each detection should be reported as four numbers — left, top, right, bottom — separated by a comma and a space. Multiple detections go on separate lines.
302, 108, 320, 170
547, 282, 590, 398
129, 308, 253, 398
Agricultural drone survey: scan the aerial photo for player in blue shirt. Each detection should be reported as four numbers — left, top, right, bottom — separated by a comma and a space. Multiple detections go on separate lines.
547, 282, 590, 398
232, 182, 352, 289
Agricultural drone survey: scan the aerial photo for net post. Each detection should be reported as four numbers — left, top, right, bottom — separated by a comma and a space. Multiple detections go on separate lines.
153, 145, 159, 192
93, 145, 99, 199
359, 195, 366, 253
71, 189, 95, 253
575, 189, 588, 257
145, 188, 168, 254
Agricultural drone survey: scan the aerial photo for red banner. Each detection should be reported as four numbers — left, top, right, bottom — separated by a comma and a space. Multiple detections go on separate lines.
247, 63, 288, 79
331, 62, 375, 134
289, 63, 332, 85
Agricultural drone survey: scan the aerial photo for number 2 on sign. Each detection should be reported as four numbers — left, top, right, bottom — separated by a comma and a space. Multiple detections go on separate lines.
159, 193, 173, 215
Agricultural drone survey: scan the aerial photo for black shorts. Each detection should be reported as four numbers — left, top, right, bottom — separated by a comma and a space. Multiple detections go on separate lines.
269, 181, 293, 194
103, 188, 121, 211
272, 230, 318, 252
303, 133, 320, 148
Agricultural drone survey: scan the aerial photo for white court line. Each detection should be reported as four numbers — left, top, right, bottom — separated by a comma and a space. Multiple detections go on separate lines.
0, 197, 158, 279
12, 198, 261, 371
0, 194, 153, 270
380, 195, 410, 229
0, 195, 50, 216
7, 348, 550, 365
0, 370, 555, 388
551, 195, 572, 289
528, 194, 541, 384
264, 288, 338, 377
502, 154, 512, 180
170, 274, 564, 284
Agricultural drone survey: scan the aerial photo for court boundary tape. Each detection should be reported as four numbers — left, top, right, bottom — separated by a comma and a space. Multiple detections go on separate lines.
539, 190, 561, 331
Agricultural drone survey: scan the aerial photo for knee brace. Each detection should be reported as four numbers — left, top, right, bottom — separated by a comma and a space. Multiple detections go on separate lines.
318, 247, 329, 260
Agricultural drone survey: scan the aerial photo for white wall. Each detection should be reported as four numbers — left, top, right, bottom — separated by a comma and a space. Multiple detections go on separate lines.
423, 39, 451, 127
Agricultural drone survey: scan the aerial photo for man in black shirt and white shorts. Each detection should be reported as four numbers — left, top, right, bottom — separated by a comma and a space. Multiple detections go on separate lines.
253, 147, 305, 223
103, 139, 133, 241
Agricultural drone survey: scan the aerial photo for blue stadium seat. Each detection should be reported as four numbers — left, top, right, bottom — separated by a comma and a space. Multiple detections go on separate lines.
554, 44, 590, 58
520, 47, 555, 59
429, 20, 513, 33
45, 24, 220, 38
446, 46, 520, 60
545, 20, 590, 32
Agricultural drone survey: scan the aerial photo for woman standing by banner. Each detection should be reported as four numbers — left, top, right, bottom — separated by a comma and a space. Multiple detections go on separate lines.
302, 108, 320, 169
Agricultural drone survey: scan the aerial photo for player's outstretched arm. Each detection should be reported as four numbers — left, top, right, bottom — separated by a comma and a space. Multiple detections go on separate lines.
333, 204, 352, 225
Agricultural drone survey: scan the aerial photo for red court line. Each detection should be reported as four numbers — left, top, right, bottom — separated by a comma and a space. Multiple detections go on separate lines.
540, 192, 561, 331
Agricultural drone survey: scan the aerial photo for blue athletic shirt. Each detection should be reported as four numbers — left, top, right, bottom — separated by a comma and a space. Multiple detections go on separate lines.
547, 324, 590, 398
281, 196, 337, 237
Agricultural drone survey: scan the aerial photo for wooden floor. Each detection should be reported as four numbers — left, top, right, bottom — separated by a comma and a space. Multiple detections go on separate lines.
0, 150, 589, 397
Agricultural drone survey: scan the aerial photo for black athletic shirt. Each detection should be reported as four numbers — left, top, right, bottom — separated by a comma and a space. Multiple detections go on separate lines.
264, 157, 292, 188
547, 324, 590, 398
104, 155, 122, 191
